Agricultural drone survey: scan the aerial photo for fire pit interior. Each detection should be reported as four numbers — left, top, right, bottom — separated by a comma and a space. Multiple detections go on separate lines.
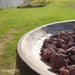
17, 20, 75, 75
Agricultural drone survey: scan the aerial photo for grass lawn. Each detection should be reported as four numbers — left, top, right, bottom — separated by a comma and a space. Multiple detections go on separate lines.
0, 0, 75, 75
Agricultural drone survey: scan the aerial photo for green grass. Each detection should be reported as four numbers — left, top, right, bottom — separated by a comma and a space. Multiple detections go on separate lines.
0, 0, 75, 75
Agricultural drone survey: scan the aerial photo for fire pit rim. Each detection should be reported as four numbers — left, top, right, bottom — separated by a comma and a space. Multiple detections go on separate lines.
17, 20, 75, 75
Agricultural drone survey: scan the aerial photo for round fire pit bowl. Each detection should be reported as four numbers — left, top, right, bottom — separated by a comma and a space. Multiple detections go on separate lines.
16, 20, 75, 75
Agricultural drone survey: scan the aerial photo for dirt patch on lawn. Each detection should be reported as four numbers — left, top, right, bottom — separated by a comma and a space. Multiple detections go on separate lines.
0, 28, 19, 57
0, 43, 4, 56
64, 1, 75, 8
0, 43, 4, 50
0, 51, 3, 56
67, 2, 75, 8
1, 29, 18, 42
71, 3, 75, 8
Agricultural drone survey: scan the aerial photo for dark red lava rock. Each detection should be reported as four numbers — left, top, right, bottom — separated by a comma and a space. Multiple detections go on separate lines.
66, 46, 75, 55
59, 67, 69, 75
50, 52, 69, 71
57, 48, 66, 54
43, 39, 50, 48
70, 55, 75, 63
59, 65, 75, 75
68, 41, 75, 47
41, 47, 55, 61
41, 27, 75, 75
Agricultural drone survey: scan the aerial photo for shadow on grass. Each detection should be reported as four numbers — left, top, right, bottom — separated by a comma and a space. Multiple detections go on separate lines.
17, 4, 46, 8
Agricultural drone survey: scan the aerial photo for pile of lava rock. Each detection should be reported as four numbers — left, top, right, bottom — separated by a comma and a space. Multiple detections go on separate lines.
41, 27, 75, 75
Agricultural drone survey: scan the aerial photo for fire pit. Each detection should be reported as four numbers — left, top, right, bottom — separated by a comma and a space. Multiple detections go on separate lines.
16, 20, 75, 75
